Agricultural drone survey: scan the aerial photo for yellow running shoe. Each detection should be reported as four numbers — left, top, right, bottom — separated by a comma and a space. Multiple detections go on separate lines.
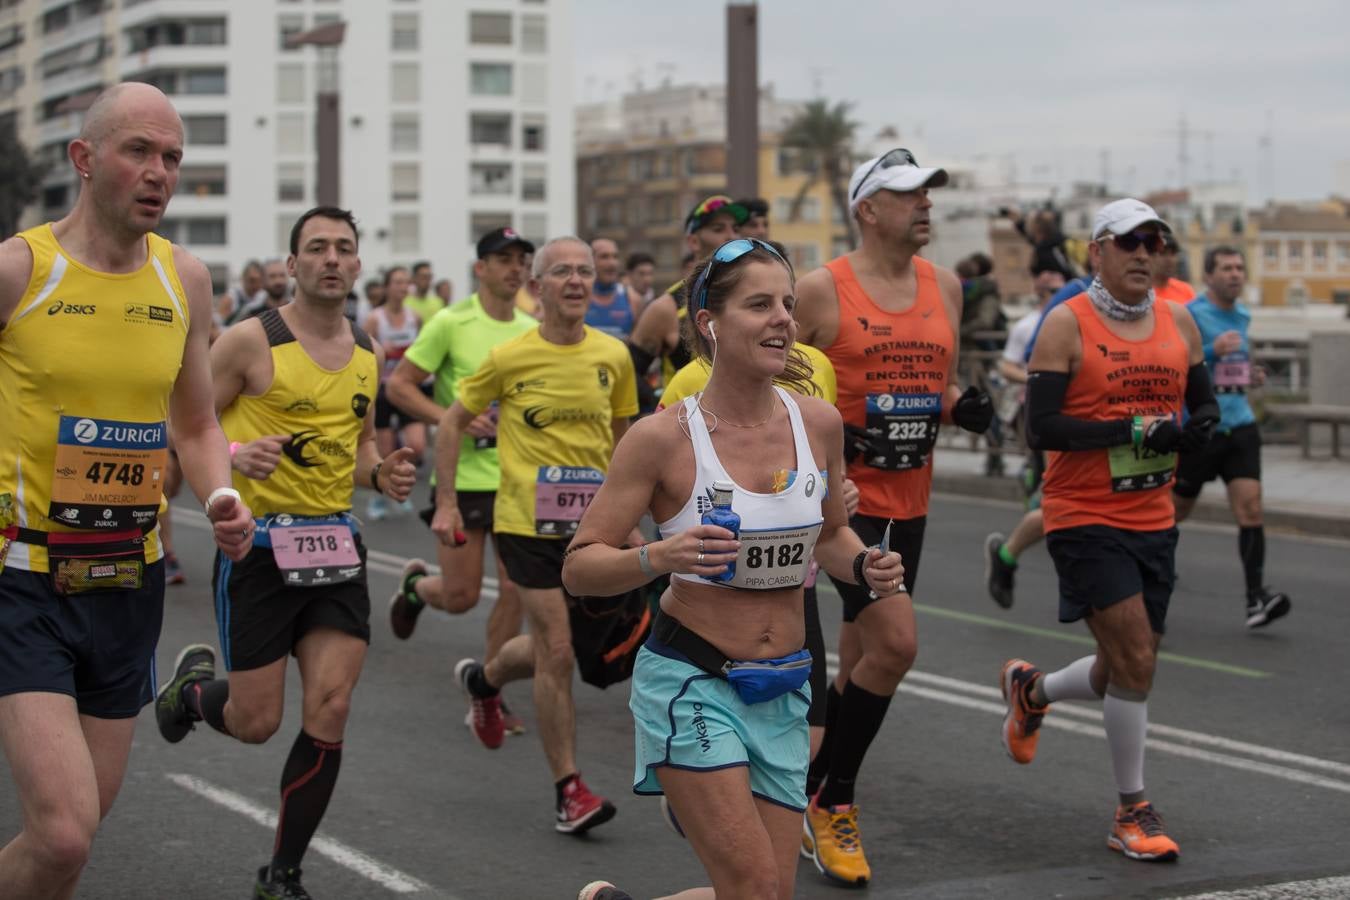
1108, 801, 1180, 862
804, 799, 870, 886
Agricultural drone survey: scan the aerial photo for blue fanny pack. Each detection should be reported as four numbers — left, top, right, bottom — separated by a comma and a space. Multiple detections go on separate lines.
652, 611, 811, 705
250, 512, 356, 549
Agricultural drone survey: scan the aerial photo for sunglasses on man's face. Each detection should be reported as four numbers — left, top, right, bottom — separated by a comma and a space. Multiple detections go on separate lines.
1101, 231, 1167, 255
851, 148, 920, 201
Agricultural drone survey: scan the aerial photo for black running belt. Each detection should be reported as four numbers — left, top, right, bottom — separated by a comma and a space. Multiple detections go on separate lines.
652, 610, 732, 677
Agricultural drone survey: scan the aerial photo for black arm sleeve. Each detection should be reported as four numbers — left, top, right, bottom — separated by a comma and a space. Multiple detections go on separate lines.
627, 342, 654, 378
1025, 370, 1133, 451
1184, 361, 1220, 422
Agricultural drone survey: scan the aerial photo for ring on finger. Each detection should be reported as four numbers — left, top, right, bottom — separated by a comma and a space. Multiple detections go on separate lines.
698, 538, 705, 553
696, 551, 705, 564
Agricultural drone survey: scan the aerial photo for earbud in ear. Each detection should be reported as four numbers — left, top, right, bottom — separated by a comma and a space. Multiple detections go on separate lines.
708, 321, 717, 341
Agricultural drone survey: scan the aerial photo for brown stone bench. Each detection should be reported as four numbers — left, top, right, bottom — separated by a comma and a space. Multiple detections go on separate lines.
1266, 403, 1350, 458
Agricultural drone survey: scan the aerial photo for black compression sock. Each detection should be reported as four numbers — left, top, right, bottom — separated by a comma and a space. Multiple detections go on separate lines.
1239, 525, 1265, 596
184, 678, 232, 735
467, 664, 499, 699
272, 731, 343, 871
805, 683, 842, 799
815, 680, 893, 809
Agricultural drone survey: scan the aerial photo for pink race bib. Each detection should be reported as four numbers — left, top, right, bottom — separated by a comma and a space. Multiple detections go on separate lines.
270, 523, 362, 587
534, 466, 603, 537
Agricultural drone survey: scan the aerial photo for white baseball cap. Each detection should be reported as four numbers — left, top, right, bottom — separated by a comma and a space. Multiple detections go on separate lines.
848, 149, 949, 212
1091, 198, 1172, 240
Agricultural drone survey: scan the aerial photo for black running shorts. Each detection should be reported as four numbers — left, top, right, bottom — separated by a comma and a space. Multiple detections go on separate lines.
828, 514, 926, 622
494, 533, 567, 590
419, 489, 496, 533
1173, 423, 1262, 499
212, 542, 371, 672
0, 560, 164, 718
1045, 524, 1177, 634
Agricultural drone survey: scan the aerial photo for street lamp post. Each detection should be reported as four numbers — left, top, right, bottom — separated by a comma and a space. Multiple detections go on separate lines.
285, 21, 346, 206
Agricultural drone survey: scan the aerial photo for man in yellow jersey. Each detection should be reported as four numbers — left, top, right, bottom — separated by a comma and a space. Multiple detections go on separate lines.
792, 150, 994, 886
154, 206, 417, 899
386, 227, 537, 736
628, 196, 748, 411
404, 259, 443, 323
0, 82, 252, 900
431, 236, 638, 834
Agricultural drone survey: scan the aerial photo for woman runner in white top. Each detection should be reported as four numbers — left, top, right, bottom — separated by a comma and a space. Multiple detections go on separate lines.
364, 266, 426, 518
564, 239, 902, 900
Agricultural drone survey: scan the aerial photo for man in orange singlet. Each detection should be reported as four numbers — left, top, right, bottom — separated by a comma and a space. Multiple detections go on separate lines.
1002, 199, 1219, 863
793, 150, 994, 886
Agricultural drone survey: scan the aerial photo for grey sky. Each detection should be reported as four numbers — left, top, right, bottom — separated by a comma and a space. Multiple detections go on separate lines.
574, 0, 1349, 203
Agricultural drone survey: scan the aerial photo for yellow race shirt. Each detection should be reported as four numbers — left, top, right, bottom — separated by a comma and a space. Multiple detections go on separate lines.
218, 309, 378, 517
0, 224, 189, 572
457, 326, 638, 538
660, 342, 837, 407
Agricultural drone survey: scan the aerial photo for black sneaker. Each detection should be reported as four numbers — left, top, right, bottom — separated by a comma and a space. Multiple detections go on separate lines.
255, 864, 312, 900
388, 558, 428, 640
984, 532, 1016, 610
1246, 588, 1291, 630
154, 643, 215, 743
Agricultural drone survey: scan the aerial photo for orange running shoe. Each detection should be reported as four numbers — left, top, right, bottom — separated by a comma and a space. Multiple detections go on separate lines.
1000, 658, 1048, 764
803, 798, 871, 886
1108, 801, 1180, 862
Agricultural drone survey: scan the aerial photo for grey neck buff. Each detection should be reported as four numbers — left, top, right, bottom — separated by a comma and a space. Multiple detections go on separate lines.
1087, 277, 1153, 321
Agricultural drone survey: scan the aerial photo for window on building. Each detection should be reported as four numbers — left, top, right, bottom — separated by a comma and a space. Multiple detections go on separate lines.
185, 68, 227, 94
277, 63, 305, 103
40, 37, 107, 79
391, 162, 419, 202
1263, 241, 1279, 265
521, 14, 547, 52
0, 65, 24, 100
470, 112, 511, 147
187, 218, 227, 246
0, 22, 22, 54
1313, 241, 1328, 264
799, 197, 821, 223
470, 162, 512, 196
772, 197, 793, 222
391, 62, 419, 103
391, 13, 418, 50
786, 243, 820, 272
391, 213, 420, 252
521, 116, 545, 151
521, 164, 546, 201
520, 213, 547, 247
832, 237, 852, 258
181, 165, 227, 197
470, 211, 511, 238
277, 112, 305, 154
391, 113, 419, 151
469, 11, 511, 44
277, 163, 305, 202
520, 63, 546, 104
186, 19, 227, 45
470, 62, 512, 96
206, 263, 228, 296
277, 215, 297, 254
184, 114, 227, 145
1338, 242, 1350, 265
42, 6, 70, 35
278, 14, 304, 51
1287, 241, 1303, 264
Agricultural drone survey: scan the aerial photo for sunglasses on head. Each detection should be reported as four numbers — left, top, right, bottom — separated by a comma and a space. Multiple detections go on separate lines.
690, 239, 788, 313
1101, 230, 1167, 255
851, 148, 920, 201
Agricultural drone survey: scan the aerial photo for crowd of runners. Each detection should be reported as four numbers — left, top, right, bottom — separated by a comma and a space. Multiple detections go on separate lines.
0, 84, 1293, 900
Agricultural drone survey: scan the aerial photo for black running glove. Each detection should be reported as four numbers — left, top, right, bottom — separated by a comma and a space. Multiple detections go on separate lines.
1141, 418, 1182, 454
1178, 413, 1219, 454
951, 386, 994, 434
843, 423, 877, 464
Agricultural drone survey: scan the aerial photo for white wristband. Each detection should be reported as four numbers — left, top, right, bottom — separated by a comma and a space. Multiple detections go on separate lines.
205, 487, 242, 517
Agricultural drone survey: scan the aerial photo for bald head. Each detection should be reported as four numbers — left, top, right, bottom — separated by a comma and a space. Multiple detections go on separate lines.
79, 82, 182, 148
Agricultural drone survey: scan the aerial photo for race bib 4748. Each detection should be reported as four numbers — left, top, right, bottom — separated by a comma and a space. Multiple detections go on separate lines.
50, 416, 167, 530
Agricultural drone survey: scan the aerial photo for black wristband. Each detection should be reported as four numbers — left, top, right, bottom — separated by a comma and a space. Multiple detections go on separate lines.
370, 461, 383, 492
852, 550, 868, 587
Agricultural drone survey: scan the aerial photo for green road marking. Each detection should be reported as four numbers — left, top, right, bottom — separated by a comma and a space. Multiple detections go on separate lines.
813, 581, 1270, 679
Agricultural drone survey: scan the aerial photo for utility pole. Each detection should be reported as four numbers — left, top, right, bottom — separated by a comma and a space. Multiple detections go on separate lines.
285, 20, 346, 206
725, 2, 759, 199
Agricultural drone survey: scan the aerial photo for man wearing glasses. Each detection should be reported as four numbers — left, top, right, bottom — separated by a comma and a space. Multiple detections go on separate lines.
793, 149, 994, 886
429, 236, 639, 835
1003, 199, 1218, 862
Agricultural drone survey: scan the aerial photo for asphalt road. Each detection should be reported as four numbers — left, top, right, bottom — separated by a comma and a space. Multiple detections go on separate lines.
4, 491, 1348, 900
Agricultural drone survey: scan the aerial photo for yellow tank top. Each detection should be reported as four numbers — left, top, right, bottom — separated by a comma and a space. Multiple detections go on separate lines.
219, 309, 378, 517
0, 224, 189, 572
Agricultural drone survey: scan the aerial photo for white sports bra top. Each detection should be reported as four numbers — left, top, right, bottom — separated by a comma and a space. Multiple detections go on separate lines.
659, 387, 826, 590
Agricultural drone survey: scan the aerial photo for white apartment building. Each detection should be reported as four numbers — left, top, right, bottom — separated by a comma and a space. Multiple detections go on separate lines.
0, 0, 574, 293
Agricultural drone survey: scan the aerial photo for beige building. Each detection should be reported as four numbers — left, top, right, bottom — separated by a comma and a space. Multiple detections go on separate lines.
1248, 200, 1350, 306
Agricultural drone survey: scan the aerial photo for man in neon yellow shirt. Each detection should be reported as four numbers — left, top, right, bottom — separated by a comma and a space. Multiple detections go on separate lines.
404, 259, 444, 323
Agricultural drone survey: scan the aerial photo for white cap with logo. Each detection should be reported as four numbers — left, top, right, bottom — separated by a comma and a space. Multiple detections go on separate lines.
1092, 198, 1172, 240
848, 149, 949, 212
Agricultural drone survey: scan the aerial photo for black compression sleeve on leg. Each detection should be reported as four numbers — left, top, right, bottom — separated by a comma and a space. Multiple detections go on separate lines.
816, 680, 894, 808
273, 731, 343, 870
1239, 525, 1265, 595
1025, 371, 1133, 451
186, 678, 232, 735
805, 682, 841, 798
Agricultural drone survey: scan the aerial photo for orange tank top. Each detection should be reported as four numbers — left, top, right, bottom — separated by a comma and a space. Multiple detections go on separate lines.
1041, 293, 1189, 534
824, 255, 953, 519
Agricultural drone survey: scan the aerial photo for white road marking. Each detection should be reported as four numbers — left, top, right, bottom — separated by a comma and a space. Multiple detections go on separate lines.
178, 512, 1350, 795
1168, 875, 1350, 899
166, 774, 439, 895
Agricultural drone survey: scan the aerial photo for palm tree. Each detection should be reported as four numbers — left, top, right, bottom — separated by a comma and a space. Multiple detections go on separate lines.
780, 99, 859, 249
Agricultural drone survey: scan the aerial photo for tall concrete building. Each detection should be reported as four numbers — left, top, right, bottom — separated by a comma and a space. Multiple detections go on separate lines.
0, 0, 574, 293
